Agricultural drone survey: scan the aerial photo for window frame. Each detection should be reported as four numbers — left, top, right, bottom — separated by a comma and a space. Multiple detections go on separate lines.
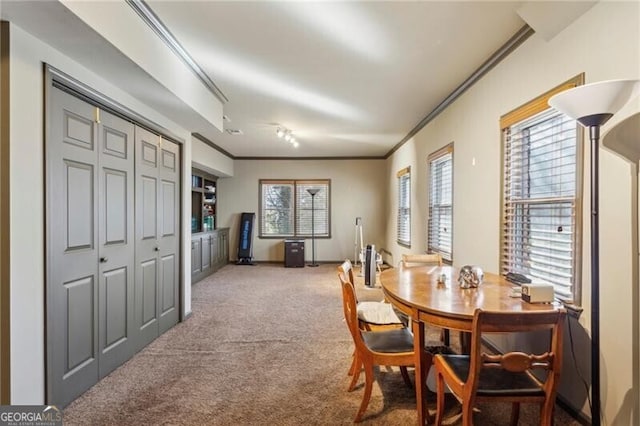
259, 179, 331, 239
397, 166, 411, 247
499, 74, 584, 304
427, 143, 454, 262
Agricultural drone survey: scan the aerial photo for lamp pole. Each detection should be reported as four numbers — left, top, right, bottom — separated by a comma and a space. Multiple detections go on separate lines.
549, 79, 640, 426
307, 188, 320, 267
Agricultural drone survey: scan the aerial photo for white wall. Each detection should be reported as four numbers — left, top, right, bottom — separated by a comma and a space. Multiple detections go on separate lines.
218, 159, 388, 263
384, 1, 639, 421
7, 22, 232, 404
60, 0, 224, 132
191, 136, 234, 178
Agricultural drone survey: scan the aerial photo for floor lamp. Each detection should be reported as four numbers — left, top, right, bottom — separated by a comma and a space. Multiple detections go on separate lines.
307, 188, 320, 267
602, 112, 640, 426
549, 79, 640, 426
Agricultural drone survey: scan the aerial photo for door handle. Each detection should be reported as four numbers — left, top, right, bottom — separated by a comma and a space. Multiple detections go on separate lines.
99, 257, 108, 263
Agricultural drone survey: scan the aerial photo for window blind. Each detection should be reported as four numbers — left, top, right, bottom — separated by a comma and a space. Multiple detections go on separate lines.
259, 179, 330, 238
428, 146, 453, 261
295, 181, 330, 237
397, 167, 411, 246
502, 107, 579, 300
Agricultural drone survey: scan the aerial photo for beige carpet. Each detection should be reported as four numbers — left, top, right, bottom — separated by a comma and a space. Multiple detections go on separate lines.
63, 263, 582, 425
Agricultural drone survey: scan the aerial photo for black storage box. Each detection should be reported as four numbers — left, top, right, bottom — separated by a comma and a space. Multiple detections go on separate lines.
284, 240, 305, 267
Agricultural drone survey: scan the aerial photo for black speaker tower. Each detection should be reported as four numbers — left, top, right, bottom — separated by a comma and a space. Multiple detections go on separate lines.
236, 212, 255, 265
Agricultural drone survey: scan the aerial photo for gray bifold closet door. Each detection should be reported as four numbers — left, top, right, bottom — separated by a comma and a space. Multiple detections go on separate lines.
134, 126, 180, 350
47, 86, 180, 407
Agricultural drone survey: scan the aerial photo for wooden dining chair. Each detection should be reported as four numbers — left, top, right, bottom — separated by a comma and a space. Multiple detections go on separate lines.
433, 308, 566, 426
338, 260, 403, 331
338, 260, 404, 378
339, 274, 415, 422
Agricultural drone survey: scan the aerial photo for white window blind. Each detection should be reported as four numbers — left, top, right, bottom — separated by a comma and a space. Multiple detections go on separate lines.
260, 179, 330, 238
397, 167, 411, 246
295, 181, 329, 237
502, 107, 579, 300
428, 145, 453, 261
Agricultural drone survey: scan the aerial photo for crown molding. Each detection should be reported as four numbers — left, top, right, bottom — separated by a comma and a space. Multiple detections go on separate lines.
126, 0, 228, 104
385, 24, 534, 159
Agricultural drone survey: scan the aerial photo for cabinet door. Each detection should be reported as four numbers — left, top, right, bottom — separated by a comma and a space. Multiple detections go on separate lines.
191, 238, 202, 275
201, 234, 211, 271
211, 232, 219, 270
219, 230, 229, 267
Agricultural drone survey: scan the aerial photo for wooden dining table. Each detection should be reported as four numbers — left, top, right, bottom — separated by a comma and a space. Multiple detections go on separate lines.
380, 264, 562, 425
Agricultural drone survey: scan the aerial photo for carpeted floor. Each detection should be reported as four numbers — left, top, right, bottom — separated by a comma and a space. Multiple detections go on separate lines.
63, 263, 582, 425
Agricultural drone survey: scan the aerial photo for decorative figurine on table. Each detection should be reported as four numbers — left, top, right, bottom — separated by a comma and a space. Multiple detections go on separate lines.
458, 265, 484, 288
437, 273, 447, 286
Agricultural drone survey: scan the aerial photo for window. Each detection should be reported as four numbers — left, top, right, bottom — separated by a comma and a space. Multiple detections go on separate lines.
260, 179, 330, 238
428, 144, 453, 261
500, 75, 583, 302
397, 167, 411, 246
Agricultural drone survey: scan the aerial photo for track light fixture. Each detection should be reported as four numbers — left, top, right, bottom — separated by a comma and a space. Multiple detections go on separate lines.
276, 126, 299, 147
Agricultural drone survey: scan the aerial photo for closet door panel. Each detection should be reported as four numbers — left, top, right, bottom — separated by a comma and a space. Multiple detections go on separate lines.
47, 87, 99, 407
134, 127, 162, 351
97, 110, 135, 378
158, 141, 180, 334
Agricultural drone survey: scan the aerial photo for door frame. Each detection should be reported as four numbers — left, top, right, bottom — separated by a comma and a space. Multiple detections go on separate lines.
43, 65, 185, 403
0, 20, 11, 405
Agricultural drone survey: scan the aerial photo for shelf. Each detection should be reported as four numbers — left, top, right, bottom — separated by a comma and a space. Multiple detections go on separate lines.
192, 170, 217, 234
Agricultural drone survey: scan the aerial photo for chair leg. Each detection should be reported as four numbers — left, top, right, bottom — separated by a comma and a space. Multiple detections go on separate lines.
540, 399, 555, 426
354, 362, 374, 423
400, 366, 412, 388
509, 402, 520, 426
462, 397, 474, 426
435, 371, 446, 426
348, 349, 356, 376
348, 353, 362, 391
441, 329, 450, 346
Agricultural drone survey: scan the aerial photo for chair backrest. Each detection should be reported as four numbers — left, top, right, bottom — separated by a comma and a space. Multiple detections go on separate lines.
338, 259, 355, 284
338, 260, 358, 303
468, 309, 566, 397
401, 253, 443, 267
337, 265, 365, 348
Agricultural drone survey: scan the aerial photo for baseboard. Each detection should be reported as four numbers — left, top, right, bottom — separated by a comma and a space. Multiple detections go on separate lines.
556, 394, 591, 425
231, 259, 348, 265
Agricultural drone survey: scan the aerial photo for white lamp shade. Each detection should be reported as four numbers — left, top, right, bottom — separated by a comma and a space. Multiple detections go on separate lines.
548, 79, 640, 123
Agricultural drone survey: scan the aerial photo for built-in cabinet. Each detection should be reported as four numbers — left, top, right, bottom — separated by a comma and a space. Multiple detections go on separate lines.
192, 228, 229, 283
191, 167, 228, 284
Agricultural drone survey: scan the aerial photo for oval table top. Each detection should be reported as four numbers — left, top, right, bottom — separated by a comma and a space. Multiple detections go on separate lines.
380, 265, 561, 332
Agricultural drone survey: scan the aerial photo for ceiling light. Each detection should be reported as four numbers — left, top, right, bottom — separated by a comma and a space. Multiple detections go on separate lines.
276, 126, 300, 148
